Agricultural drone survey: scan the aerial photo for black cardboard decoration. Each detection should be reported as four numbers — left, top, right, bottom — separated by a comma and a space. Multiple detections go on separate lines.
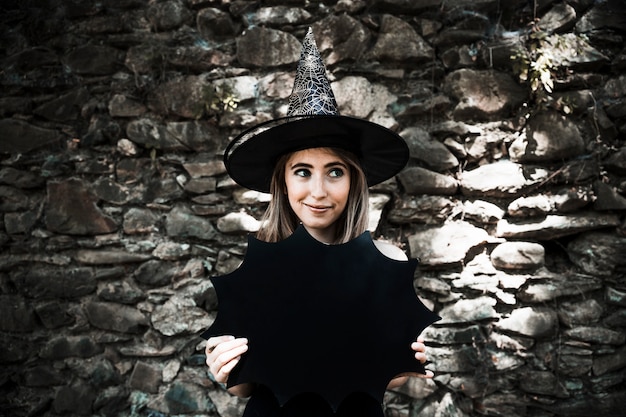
201, 225, 441, 411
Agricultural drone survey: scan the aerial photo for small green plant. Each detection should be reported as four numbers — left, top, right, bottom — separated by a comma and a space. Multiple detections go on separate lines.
202, 83, 239, 116
511, 26, 558, 104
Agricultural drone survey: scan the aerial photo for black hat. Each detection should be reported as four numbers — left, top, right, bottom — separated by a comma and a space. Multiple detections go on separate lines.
224, 28, 409, 193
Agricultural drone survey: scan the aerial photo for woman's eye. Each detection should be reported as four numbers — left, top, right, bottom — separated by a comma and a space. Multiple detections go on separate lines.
294, 169, 310, 177
329, 168, 344, 178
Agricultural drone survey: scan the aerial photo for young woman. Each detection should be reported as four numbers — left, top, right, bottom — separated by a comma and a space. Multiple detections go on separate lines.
203, 28, 435, 416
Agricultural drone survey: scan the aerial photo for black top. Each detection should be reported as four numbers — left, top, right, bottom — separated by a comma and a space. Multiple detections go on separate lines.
242, 385, 383, 417
202, 225, 440, 412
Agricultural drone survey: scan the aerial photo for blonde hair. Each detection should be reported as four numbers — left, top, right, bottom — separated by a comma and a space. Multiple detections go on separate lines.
256, 147, 369, 244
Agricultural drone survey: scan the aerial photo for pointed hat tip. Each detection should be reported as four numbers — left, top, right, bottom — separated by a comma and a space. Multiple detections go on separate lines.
287, 27, 338, 116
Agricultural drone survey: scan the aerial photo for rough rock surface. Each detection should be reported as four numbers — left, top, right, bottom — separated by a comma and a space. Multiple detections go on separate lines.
0, 1, 625, 417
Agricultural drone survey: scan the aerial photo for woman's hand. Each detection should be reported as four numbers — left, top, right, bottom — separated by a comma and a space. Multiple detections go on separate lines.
387, 335, 432, 389
205, 335, 253, 397
411, 335, 434, 378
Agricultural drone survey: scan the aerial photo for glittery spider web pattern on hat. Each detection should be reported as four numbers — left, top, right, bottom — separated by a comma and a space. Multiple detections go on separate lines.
287, 28, 339, 116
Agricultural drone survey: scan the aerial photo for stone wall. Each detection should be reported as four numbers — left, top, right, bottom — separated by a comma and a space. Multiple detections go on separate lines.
1, 0, 625, 416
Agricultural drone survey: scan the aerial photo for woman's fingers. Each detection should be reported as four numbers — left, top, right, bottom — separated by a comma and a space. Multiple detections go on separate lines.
412, 335, 433, 378
206, 335, 234, 355
411, 340, 427, 364
205, 336, 249, 383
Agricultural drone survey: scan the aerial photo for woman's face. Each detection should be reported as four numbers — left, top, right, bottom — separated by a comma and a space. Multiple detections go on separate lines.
284, 148, 351, 243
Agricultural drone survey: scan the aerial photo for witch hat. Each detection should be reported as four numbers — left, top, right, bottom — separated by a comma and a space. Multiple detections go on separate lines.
224, 27, 409, 193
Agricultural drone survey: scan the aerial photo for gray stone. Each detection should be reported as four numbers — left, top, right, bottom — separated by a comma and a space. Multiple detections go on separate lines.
460, 161, 551, 198
13, 267, 97, 299
237, 27, 301, 67
428, 345, 482, 372
606, 287, 626, 307
0, 296, 36, 332
593, 346, 626, 376
519, 272, 603, 303
207, 387, 248, 417
559, 299, 604, 327
166, 205, 217, 240
152, 241, 192, 260
437, 296, 499, 324
507, 186, 593, 217
538, 3, 577, 33
0, 335, 32, 363
451, 272, 499, 292
366, 15, 433, 63
183, 158, 226, 178
0, 118, 62, 154
53, 383, 96, 415
0, 167, 44, 189
34, 88, 90, 122
397, 167, 458, 196
593, 180, 626, 210
408, 221, 491, 266
64, 45, 123, 75
497, 213, 621, 240
84, 301, 149, 333
248, 6, 312, 27
415, 276, 451, 296
40, 335, 102, 359
108, 94, 146, 117
392, 376, 437, 399
443, 69, 526, 120
74, 250, 152, 265
567, 231, 626, 276
217, 212, 261, 234
496, 307, 558, 339
388, 196, 460, 224
0, 185, 33, 211
127, 118, 220, 152
490, 241, 545, 270
146, 0, 192, 31
463, 200, 505, 224
548, 32, 610, 70
510, 111, 585, 163
4, 209, 38, 234
604, 309, 626, 327
421, 325, 484, 345
161, 381, 215, 414
45, 178, 118, 235
369, 0, 443, 15
401, 127, 459, 171
564, 326, 625, 345
331, 76, 393, 118
151, 295, 213, 336
92, 177, 145, 205
93, 386, 129, 415
134, 260, 179, 286
22, 365, 65, 387
35, 301, 75, 329
97, 279, 145, 304
312, 15, 369, 65
123, 208, 161, 234
519, 371, 569, 397
129, 361, 162, 394
197, 7, 240, 39
604, 146, 626, 174
118, 344, 177, 357
558, 350, 594, 377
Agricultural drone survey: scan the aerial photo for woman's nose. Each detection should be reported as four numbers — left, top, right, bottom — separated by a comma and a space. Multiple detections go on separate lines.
309, 176, 327, 198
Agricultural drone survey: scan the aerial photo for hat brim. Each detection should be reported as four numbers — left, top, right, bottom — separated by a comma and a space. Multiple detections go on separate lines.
224, 115, 409, 193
